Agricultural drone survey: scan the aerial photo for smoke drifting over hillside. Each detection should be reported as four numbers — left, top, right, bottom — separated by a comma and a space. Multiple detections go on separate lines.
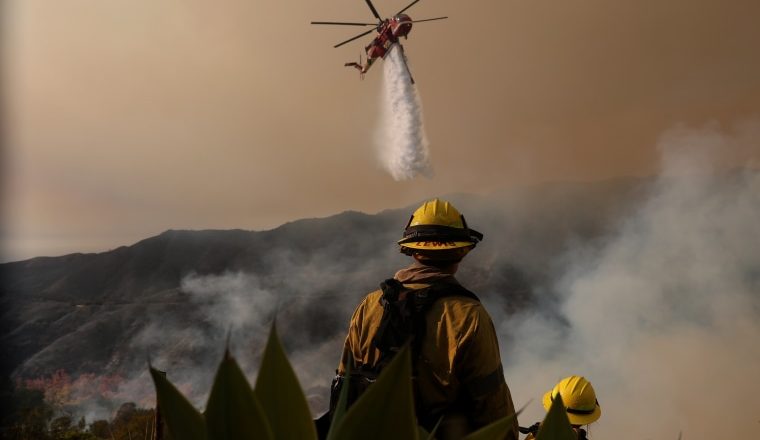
375, 45, 432, 180
126, 122, 759, 438
122, 247, 398, 416
504, 122, 760, 438
4, 123, 758, 435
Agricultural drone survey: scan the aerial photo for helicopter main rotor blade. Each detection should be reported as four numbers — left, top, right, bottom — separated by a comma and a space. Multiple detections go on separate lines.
311, 21, 377, 26
334, 28, 375, 48
397, 0, 421, 15
410, 16, 448, 23
365, 0, 382, 22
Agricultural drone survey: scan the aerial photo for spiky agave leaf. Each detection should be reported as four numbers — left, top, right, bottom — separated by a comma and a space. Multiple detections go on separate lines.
205, 350, 273, 440
149, 367, 206, 440
254, 323, 317, 440
329, 344, 418, 440
419, 425, 433, 439
423, 415, 443, 440
461, 410, 520, 440
535, 394, 576, 440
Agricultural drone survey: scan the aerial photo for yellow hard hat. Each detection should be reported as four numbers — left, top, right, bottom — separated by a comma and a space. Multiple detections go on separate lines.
542, 376, 601, 426
397, 198, 483, 254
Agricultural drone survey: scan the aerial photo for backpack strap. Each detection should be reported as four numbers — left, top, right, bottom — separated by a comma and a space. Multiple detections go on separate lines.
371, 278, 410, 371
371, 278, 480, 373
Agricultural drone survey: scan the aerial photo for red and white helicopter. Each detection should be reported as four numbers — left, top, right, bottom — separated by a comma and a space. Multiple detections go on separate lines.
311, 0, 447, 84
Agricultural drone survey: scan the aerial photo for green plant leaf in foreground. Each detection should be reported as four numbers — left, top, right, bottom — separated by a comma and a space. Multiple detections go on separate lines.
254, 323, 317, 440
535, 394, 576, 440
461, 409, 520, 440
205, 351, 273, 440
330, 344, 418, 440
149, 367, 206, 440
326, 353, 352, 440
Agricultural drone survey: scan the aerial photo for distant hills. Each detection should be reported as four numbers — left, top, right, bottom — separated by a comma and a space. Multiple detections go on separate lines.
0, 177, 649, 389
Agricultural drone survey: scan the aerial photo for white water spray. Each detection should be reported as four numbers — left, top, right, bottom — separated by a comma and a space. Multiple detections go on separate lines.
376, 45, 432, 180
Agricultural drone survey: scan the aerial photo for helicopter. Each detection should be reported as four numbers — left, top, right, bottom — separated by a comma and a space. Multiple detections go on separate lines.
311, 0, 447, 84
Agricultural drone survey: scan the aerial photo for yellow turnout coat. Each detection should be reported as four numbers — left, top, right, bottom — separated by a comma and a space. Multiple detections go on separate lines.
337, 262, 519, 440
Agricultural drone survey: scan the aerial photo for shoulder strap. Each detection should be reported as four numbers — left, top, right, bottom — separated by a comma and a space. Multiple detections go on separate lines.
371, 279, 410, 370
371, 278, 480, 373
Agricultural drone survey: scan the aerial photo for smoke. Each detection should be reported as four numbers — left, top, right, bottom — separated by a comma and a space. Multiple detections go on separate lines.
180, 272, 278, 336
375, 45, 432, 180
11, 120, 760, 434
503, 121, 760, 438
120, 240, 403, 416
123, 270, 328, 412
25, 213, 406, 421
94, 274, 274, 416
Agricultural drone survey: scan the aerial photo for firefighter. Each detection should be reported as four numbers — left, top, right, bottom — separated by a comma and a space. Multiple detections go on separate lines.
522, 376, 601, 439
331, 198, 519, 440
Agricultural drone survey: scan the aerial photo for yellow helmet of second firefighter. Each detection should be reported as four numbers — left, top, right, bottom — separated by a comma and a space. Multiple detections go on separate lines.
542, 375, 601, 426
397, 198, 483, 257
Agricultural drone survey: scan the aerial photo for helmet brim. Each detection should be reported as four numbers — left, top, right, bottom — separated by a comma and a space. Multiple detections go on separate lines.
542, 390, 601, 426
399, 241, 476, 251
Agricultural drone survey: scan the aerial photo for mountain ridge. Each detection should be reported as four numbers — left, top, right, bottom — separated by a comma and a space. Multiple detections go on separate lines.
0, 177, 650, 382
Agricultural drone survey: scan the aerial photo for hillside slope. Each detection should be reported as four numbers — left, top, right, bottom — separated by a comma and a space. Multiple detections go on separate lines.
0, 178, 647, 384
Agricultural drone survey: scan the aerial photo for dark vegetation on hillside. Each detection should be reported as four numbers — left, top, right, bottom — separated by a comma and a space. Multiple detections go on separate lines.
1, 374, 156, 440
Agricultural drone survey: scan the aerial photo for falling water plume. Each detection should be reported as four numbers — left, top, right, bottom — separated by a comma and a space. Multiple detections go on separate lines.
376, 45, 432, 180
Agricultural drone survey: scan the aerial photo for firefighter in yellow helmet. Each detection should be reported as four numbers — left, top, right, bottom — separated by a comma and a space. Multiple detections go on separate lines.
330, 199, 519, 440
522, 376, 601, 439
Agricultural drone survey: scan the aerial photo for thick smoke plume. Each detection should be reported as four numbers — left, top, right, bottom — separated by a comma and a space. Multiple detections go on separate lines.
376, 45, 432, 180
503, 122, 760, 439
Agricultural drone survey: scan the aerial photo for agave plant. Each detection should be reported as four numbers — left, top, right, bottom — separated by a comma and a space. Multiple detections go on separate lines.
532, 394, 576, 440
150, 324, 573, 439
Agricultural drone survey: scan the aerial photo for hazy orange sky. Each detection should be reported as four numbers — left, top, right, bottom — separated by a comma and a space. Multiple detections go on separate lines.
2, 0, 759, 261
